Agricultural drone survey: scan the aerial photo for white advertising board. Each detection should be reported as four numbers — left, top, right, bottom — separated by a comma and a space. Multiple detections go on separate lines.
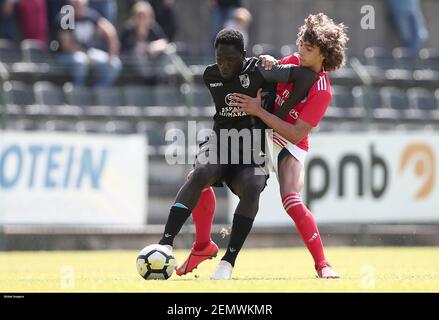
0, 131, 147, 224
229, 133, 439, 225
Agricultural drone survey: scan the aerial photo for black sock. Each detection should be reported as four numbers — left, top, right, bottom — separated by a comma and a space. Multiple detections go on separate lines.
222, 214, 254, 267
158, 206, 191, 246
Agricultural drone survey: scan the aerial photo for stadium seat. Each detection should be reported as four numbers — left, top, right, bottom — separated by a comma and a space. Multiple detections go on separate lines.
3, 81, 35, 106
40, 120, 76, 132
94, 87, 123, 107
407, 88, 436, 111
368, 122, 399, 131
154, 85, 185, 107
330, 85, 365, 119
63, 83, 96, 107
190, 84, 213, 108
123, 85, 156, 107
331, 85, 355, 109
252, 43, 280, 58
6, 119, 37, 131
64, 84, 111, 117
392, 47, 421, 70
381, 87, 410, 110
364, 47, 395, 69
330, 65, 358, 83
95, 87, 133, 118
0, 39, 20, 63
280, 44, 297, 57
105, 120, 135, 134
34, 81, 65, 106
379, 86, 413, 120
21, 39, 53, 63
75, 120, 107, 133
3, 104, 23, 117
136, 121, 166, 155
164, 121, 186, 131
352, 86, 399, 120
34, 81, 84, 117
314, 121, 337, 132
337, 121, 367, 132
114, 105, 144, 118
419, 48, 439, 70
352, 86, 382, 110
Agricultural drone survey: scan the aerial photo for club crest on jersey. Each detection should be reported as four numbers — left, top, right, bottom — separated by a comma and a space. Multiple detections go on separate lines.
239, 74, 250, 88
225, 93, 235, 106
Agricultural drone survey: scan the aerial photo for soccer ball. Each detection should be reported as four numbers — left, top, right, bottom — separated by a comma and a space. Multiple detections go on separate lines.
136, 244, 177, 280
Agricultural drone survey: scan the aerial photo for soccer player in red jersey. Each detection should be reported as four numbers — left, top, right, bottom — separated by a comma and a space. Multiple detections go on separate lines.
177, 13, 348, 279
232, 13, 348, 278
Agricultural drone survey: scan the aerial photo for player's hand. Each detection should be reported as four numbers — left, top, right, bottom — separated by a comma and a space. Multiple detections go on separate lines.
259, 55, 278, 70
231, 88, 263, 117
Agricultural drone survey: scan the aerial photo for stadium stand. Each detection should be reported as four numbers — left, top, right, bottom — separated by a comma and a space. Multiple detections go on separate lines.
1, 0, 438, 237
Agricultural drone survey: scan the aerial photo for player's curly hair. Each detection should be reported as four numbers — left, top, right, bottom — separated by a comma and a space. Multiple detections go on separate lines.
297, 13, 349, 71
215, 28, 244, 53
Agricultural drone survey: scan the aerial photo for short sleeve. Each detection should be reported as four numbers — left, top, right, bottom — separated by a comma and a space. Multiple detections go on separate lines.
280, 53, 300, 65
298, 91, 332, 127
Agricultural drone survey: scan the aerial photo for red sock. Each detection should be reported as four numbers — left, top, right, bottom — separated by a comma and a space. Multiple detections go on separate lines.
282, 193, 327, 270
191, 187, 216, 250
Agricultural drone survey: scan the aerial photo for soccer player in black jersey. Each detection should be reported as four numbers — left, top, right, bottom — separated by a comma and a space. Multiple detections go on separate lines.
157, 29, 316, 279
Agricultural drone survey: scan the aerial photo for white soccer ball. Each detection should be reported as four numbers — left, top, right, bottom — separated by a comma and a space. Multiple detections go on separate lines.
136, 244, 177, 280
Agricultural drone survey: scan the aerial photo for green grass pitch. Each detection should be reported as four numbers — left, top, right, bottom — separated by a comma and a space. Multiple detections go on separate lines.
1, 247, 438, 292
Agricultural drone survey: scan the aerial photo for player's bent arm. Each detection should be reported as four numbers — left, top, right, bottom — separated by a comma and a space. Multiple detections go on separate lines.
274, 74, 316, 119
258, 63, 316, 117
257, 109, 313, 144
265, 91, 332, 143
258, 63, 317, 85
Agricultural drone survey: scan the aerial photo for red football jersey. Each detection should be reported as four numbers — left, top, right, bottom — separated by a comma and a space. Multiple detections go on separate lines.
273, 53, 332, 151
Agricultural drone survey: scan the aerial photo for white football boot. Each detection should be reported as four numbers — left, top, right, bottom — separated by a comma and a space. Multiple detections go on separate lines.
210, 260, 233, 280
317, 265, 340, 279
162, 245, 178, 269
163, 245, 173, 254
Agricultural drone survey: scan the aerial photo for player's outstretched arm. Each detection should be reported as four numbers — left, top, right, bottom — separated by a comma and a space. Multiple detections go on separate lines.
257, 63, 317, 118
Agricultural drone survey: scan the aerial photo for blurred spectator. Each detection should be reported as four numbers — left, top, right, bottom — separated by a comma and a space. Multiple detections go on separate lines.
47, 0, 68, 27
0, 0, 17, 41
56, 0, 121, 87
89, 0, 117, 25
224, 7, 252, 49
16, 0, 48, 46
208, 0, 241, 55
387, 0, 428, 52
128, 0, 177, 42
120, 1, 170, 79
47, 0, 68, 42
147, 0, 177, 41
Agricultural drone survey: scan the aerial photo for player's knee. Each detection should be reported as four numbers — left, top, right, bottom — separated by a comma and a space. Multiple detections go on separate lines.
241, 175, 266, 198
191, 165, 220, 187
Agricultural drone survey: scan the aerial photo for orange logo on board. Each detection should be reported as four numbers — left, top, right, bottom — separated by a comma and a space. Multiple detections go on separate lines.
399, 144, 435, 199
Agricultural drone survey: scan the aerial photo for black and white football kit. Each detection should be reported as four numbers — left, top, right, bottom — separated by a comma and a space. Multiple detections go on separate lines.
197, 57, 316, 194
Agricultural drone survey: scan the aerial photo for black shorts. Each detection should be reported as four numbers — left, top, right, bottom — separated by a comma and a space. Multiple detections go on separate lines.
194, 131, 269, 195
